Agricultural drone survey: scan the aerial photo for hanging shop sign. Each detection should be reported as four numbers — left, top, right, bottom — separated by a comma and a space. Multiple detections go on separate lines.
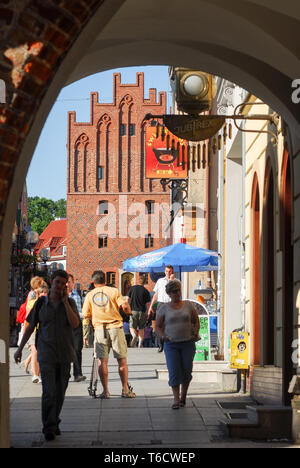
163, 114, 225, 142
145, 126, 188, 179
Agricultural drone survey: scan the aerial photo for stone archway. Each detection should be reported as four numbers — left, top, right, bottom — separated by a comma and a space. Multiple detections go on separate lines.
1, 0, 300, 447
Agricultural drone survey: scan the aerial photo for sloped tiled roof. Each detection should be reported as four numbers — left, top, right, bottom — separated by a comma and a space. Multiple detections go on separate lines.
35, 219, 66, 256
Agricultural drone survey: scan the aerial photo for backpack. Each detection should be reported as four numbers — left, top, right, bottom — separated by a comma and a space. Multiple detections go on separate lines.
16, 302, 27, 324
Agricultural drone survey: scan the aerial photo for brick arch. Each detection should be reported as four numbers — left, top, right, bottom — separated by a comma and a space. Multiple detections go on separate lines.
119, 93, 133, 107
0, 0, 122, 448
0, 0, 300, 448
97, 113, 112, 128
0, 1, 108, 214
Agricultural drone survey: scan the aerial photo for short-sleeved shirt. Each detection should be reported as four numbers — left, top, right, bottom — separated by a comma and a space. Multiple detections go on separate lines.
153, 277, 171, 303
156, 301, 195, 342
26, 295, 78, 364
128, 285, 151, 312
69, 289, 82, 318
82, 286, 126, 330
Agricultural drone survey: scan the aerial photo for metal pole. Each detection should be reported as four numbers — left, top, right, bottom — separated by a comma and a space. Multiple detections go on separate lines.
217, 135, 224, 357
241, 110, 246, 330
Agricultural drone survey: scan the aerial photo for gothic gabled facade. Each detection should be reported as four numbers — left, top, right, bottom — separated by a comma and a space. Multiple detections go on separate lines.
67, 72, 170, 291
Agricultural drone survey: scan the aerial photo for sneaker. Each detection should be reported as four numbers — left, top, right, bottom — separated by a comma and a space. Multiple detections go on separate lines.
32, 375, 39, 383
74, 375, 86, 382
130, 336, 138, 348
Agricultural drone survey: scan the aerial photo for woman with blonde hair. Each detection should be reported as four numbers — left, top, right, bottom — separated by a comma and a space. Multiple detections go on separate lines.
18, 276, 45, 360
23, 280, 48, 382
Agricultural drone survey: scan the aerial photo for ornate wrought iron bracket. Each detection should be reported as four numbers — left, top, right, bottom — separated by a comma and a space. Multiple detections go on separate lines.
144, 104, 279, 145
160, 178, 188, 230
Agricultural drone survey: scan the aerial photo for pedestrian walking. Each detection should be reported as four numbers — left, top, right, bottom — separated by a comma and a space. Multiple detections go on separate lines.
127, 274, 151, 348
25, 282, 49, 384
155, 279, 200, 410
82, 270, 136, 399
82, 282, 95, 347
142, 320, 154, 347
67, 273, 86, 382
16, 276, 45, 348
14, 270, 80, 441
148, 265, 174, 352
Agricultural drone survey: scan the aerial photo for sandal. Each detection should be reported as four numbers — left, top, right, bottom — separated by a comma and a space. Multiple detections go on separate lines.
172, 403, 180, 410
179, 399, 186, 407
99, 391, 110, 399
121, 388, 136, 398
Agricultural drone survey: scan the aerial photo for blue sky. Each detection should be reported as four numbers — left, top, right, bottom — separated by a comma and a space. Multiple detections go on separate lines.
26, 66, 172, 201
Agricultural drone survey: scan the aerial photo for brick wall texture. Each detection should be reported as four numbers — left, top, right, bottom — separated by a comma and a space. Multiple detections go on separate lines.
0, 0, 106, 227
67, 72, 171, 290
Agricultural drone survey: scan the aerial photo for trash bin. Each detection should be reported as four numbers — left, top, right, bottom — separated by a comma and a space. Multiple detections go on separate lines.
230, 332, 249, 370
230, 332, 249, 393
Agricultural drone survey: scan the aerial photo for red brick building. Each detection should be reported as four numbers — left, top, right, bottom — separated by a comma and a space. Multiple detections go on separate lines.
67, 72, 170, 292
34, 218, 67, 270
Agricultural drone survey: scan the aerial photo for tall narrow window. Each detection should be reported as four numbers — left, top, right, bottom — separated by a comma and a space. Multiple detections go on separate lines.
129, 124, 135, 136
281, 149, 294, 404
192, 205, 197, 231
145, 234, 154, 248
106, 272, 116, 285
98, 166, 104, 180
251, 174, 260, 365
145, 200, 155, 214
120, 124, 126, 136
263, 164, 275, 365
98, 235, 108, 248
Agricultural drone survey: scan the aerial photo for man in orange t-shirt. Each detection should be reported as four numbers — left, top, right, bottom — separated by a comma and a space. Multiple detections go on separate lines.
82, 270, 135, 399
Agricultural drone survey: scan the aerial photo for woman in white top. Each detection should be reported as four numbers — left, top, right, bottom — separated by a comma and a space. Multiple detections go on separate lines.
156, 280, 199, 409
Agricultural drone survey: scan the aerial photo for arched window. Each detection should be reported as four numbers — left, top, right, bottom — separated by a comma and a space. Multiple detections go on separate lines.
280, 148, 294, 403
251, 173, 261, 365
263, 161, 275, 365
98, 200, 108, 215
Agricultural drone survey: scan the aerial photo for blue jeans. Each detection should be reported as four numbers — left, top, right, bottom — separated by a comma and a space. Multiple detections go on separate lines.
143, 338, 153, 348
39, 362, 71, 434
164, 340, 196, 387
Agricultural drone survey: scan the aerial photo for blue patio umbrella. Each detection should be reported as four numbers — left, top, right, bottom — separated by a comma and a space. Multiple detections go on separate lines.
122, 243, 219, 273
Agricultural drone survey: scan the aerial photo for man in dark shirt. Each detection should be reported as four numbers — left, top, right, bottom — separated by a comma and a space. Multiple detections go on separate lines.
127, 275, 151, 348
14, 270, 80, 441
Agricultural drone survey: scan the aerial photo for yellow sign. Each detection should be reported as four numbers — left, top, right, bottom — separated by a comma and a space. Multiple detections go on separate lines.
230, 332, 249, 370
